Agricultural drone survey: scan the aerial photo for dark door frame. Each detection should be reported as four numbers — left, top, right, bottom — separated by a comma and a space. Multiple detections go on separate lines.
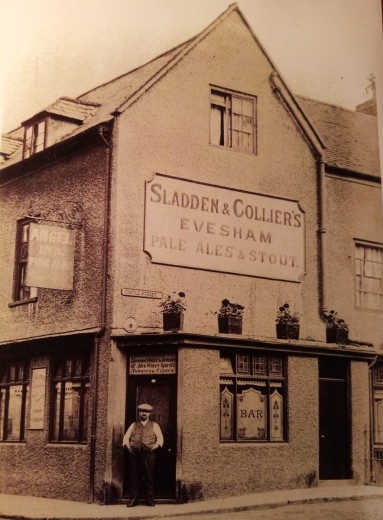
124, 373, 177, 499
319, 357, 352, 480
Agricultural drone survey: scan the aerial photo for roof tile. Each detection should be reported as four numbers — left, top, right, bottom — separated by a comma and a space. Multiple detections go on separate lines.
298, 96, 380, 178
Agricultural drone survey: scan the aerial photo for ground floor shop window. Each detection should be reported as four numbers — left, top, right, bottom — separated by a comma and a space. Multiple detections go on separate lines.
220, 352, 286, 442
0, 359, 30, 441
50, 351, 90, 443
373, 363, 383, 444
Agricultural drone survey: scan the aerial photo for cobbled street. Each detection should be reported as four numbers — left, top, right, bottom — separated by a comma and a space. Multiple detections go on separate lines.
162, 497, 383, 520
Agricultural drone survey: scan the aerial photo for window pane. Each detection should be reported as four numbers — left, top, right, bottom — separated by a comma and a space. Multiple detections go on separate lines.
35, 122, 45, 151
211, 91, 227, 107
74, 357, 82, 376
220, 357, 234, 374
15, 222, 37, 302
374, 396, 383, 444
236, 355, 250, 375
269, 357, 283, 376
355, 244, 383, 310
242, 98, 254, 117
81, 382, 90, 441
232, 113, 242, 131
9, 364, 16, 381
242, 116, 253, 133
65, 359, 73, 376
62, 382, 80, 441
361, 276, 381, 293
232, 96, 242, 114
0, 388, 6, 440
253, 356, 267, 376
51, 353, 90, 443
361, 291, 381, 310
375, 366, 383, 384
24, 127, 33, 158
6, 385, 23, 441
210, 105, 225, 146
51, 382, 61, 441
237, 385, 266, 440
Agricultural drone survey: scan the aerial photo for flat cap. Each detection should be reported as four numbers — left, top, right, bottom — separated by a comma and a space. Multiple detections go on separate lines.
137, 403, 153, 412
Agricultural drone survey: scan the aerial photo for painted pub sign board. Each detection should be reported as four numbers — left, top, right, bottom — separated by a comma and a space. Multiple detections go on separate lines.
145, 174, 305, 282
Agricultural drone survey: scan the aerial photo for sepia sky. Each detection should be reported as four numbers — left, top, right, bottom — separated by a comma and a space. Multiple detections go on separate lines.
1, 0, 383, 137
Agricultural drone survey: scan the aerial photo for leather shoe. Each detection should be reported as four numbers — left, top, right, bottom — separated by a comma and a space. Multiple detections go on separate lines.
145, 499, 155, 506
127, 499, 138, 507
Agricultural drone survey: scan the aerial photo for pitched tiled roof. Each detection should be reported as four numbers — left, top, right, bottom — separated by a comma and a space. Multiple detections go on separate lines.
1, 135, 23, 157
298, 96, 380, 178
0, 3, 380, 180
22, 97, 99, 125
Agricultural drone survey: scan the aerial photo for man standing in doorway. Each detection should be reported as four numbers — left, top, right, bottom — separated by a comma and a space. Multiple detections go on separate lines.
123, 403, 164, 507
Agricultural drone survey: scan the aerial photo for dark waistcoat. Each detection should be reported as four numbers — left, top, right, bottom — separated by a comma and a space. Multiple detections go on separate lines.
129, 421, 156, 450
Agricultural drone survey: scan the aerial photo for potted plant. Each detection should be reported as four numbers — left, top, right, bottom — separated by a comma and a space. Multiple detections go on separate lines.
217, 299, 244, 334
322, 310, 348, 345
159, 292, 186, 331
276, 303, 300, 339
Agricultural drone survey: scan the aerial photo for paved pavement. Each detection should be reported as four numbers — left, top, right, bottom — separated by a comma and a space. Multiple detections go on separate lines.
1, 485, 383, 520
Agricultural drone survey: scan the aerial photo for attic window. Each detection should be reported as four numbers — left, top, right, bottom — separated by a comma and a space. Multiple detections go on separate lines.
210, 88, 256, 153
23, 120, 46, 158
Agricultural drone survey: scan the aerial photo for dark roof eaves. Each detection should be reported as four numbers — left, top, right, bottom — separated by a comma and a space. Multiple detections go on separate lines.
325, 164, 381, 183
0, 121, 112, 180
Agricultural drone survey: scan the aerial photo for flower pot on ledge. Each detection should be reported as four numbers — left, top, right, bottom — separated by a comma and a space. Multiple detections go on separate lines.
163, 313, 184, 332
276, 323, 300, 340
326, 328, 348, 345
218, 316, 242, 334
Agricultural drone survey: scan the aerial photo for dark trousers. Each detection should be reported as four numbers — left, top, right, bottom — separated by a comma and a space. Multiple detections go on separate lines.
129, 448, 156, 500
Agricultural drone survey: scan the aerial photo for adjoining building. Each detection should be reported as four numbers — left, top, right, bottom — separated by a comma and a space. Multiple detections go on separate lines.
1, 3, 382, 504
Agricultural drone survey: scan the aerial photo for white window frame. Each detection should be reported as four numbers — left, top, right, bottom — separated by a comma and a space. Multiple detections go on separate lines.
23, 120, 47, 158
355, 241, 383, 311
210, 87, 257, 154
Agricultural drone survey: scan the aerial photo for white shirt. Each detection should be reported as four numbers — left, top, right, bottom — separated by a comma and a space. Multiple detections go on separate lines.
122, 419, 164, 449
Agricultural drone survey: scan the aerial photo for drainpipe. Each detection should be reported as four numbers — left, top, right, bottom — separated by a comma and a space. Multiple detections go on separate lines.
368, 356, 379, 483
89, 125, 112, 502
317, 158, 328, 316
270, 72, 327, 318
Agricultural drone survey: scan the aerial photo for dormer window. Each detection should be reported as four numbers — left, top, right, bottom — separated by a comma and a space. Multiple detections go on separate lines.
23, 120, 47, 158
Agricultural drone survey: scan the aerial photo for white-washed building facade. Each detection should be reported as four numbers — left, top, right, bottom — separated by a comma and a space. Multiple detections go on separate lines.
0, 4, 382, 503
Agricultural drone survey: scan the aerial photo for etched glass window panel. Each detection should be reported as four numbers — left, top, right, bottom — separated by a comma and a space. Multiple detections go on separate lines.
236, 386, 266, 440
220, 384, 234, 440
269, 388, 284, 441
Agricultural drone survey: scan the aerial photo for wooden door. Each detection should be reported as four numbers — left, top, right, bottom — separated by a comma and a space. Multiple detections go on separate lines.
319, 358, 351, 480
124, 375, 177, 498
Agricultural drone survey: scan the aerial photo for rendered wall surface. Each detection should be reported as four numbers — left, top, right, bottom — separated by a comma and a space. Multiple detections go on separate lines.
0, 144, 112, 502
176, 349, 318, 499
0, 144, 107, 343
111, 10, 323, 342
0, 351, 90, 500
0, 8, 380, 505
325, 175, 383, 346
350, 360, 371, 483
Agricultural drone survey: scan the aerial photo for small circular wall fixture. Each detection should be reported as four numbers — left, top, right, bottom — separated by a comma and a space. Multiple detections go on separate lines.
124, 317, 138, 333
